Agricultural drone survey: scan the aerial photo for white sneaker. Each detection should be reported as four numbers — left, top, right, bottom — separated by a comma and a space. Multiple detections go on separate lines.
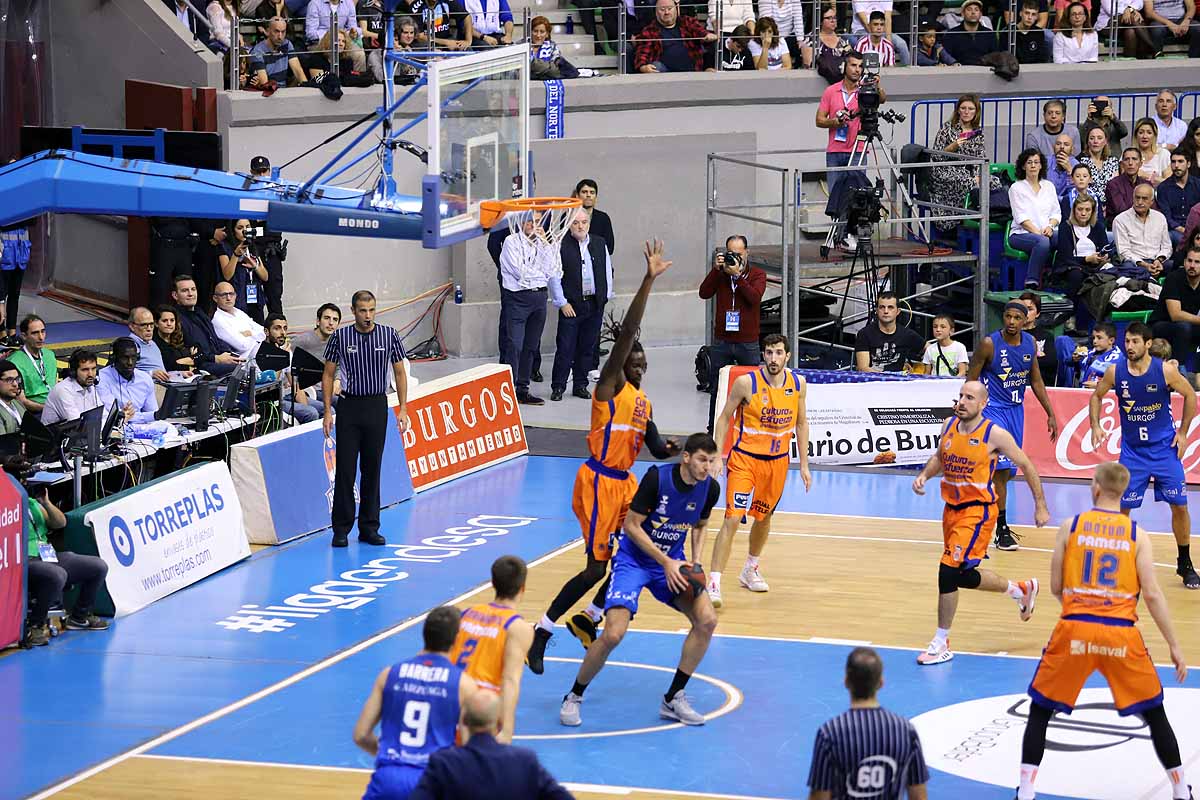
660, 692, 705, 725
842, 233, 858, 251
739, 564, 769, 592
559, 692, 583, 727
1019, 578, 1039, 622
917, 638, 953, 666
587, 369, 600, 383
708, 576, 723, 608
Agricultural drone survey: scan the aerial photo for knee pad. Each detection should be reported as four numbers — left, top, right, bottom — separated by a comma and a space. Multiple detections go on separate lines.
939, 563, 982, 593
958, 568, 983, 590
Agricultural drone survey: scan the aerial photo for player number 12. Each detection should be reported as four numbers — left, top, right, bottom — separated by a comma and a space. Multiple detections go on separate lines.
1081, 549, 1119, 587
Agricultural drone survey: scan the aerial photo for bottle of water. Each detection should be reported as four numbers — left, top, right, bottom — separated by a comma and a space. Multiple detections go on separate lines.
454, 285, 464, 304
565, 14, 574, 33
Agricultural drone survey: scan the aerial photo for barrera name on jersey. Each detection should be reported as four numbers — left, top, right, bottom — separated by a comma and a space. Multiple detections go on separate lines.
981, 331, 1036, 407
732, 369, 803, 459
376, 653, 462, 769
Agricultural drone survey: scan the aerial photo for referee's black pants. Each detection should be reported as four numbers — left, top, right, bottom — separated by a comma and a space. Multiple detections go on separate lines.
332, 394, 388, 538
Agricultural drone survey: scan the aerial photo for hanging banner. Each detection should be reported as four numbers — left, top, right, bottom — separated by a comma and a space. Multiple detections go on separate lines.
544, 79, 565, 139
0, 474, 26, 648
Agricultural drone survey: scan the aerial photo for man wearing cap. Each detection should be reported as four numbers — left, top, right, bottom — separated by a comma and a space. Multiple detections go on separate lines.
943, 0, 1003, 66
250, 156, 289, 317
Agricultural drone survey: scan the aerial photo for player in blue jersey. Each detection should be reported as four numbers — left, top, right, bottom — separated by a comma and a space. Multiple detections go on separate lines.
558, 432, 721, 728
1089, 321, 1200, 588
966, 301, 1059, 552
354, 606, 478, 800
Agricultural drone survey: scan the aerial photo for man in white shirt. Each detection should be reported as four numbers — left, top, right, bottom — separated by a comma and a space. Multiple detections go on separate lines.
212, 281, 266, 360
41, 350, 102, 426
499, 214, 558, 405
548, 209, 614, 401
1154, 89, 1189, 151
1114, 183, 1174, 277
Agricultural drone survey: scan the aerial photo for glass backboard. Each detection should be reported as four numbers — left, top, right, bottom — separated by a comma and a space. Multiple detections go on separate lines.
423, 44, 529, 248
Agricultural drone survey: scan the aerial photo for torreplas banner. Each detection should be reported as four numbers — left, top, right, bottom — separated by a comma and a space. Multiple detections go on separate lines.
86, 462, 251, 616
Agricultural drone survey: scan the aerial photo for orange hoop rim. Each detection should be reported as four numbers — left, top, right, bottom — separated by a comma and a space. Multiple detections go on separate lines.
479, 196, 582, 229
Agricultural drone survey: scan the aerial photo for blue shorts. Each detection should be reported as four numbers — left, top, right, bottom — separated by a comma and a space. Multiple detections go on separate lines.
1121, 446, 1187, 509
363, 764, 424, 800
605, 552, 678, 618
983, 404, 1024, 472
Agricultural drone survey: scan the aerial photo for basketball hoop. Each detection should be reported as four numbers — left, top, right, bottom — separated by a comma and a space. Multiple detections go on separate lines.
479, 196, 582, 246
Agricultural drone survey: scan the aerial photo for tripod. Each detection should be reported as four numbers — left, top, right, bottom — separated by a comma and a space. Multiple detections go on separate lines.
828, 215, 888, 366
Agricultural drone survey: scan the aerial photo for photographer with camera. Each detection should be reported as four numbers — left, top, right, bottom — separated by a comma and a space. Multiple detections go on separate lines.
250, 157, 289, 316
218, 219, 271, 325
699, 236, 766, 432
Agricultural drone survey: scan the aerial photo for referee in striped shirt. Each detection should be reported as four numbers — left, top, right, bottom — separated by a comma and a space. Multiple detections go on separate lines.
808, 647, 929, 800
322, 290, 410, 548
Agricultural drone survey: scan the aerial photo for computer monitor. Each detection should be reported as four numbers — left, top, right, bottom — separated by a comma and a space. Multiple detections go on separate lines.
220, 362, 255, 415
157, 383, 199, 421
191, 380, 218, 431
100, 402, 121, 444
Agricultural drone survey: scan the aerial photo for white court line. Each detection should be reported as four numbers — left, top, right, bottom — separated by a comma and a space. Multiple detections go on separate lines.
28, 539, 584, 800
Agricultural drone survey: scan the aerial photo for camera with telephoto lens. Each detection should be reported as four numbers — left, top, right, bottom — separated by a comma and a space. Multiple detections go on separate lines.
719, 250, 743, 271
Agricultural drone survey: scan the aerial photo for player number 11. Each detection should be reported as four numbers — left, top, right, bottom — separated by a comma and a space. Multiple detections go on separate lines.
1081, 549, 1119, 587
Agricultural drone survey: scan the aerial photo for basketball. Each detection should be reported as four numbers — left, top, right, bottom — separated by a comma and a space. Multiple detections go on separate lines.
679, 563, 707, 597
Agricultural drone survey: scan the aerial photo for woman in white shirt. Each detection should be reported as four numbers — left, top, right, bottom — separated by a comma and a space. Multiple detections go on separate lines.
206, 0, 237, 51
1008, 147, 1062, 287
760, 0, 804, 62
1133, 117, 1172, 185
1052, 2, 1098, 62
750, 17, 792, 68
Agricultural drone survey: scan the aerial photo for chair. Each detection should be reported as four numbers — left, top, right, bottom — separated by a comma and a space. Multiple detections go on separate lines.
1001, 219, 1030, 291
960, 163, 1016, 290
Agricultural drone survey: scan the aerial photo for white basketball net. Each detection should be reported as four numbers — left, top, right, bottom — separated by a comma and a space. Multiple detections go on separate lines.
502, 201, 580, 247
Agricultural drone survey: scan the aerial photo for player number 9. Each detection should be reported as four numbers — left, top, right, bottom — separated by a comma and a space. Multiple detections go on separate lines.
399, 700, 431, 748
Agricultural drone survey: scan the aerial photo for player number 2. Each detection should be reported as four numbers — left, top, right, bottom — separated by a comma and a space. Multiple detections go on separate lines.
856, 764, 887, 790
1081, 550, 1119, 587
1010, 389, 1020, 404
455, 638, 478, 668
400, 700, 431, 748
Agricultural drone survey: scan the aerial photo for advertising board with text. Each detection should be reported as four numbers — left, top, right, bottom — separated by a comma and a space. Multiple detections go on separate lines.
0, 474, 26, 647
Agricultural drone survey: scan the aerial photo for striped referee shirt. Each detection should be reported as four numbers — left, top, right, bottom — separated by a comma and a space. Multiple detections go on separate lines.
322, 322, 406, 397
808, 707, 928, 800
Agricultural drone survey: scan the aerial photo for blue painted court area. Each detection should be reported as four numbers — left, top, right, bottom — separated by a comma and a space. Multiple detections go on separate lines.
44, 318, 129, 346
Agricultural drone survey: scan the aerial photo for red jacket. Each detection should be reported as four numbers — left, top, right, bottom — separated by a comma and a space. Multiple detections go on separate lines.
634, 16, 710, 72
698, 264, 766, 343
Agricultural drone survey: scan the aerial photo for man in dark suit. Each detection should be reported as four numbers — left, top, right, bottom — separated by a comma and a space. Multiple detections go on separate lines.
573, 178, 616, 374
549, 208, 612, 401
162, 0, 211, 47
410, 690, 574, 800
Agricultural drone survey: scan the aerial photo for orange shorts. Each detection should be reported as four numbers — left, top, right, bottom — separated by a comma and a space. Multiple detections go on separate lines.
572, 462, 638, 561
724, 449, 788, 521
1029, 617, 1163, 715
941, 503, 996, 569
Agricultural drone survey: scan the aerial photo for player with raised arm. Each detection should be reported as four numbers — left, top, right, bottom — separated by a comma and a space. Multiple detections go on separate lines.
1090, 321, 1200, 588
706, 333, 811, 607
912, 380, 1049, 666
965, 302, 1058, 552
526, 241, 682, 674
1018, 462, 1190, 800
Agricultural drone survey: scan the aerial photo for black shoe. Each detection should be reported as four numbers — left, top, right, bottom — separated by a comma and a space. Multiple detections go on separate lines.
572, 387, 591, 400
518, 393, 545, 406
994, 524, 1020, 551
1178, 559, 1200, 589
550, 389, 564, 401
358, 531, 386, 546
566, 613, 599, 649
332, 533, 349, 548
598, 347, 609, 356
26, 625, 49, 646
531, 371, 544, 383
527, 627, 552, 675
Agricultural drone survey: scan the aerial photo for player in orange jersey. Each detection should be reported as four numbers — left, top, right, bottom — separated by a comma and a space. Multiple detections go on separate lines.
1017, 462, 1190, 800
707, 333, 811, 607
911, 380, 1049, 666
449, 555, 533, 744
526, 240, 682, 674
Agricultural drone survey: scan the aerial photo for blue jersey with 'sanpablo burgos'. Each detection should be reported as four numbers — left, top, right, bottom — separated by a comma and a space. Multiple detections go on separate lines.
623, 463, 711, 570
375, 653, 462, 770
981, 331, 1036, 408
1116, 357, 1176, 452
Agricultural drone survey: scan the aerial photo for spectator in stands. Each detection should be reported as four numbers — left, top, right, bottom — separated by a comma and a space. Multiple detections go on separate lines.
393, 0, 431, 44
1054, 193, 1110, 298
698, 236, 765, 429
1079, 322, 1124, 386
849, 0, 910, 64
294, 303, 342, 407
573, 0, 618, 57
854, 292, 924, 372
1060, 163, 1105, 222
1078, 96, 1127, 158
1017, 292, 1063, 386
930, 94, 993, 233
1153, 90, 1189, 150
1143, 0, 1200, 56
920, 314, 969, 376
1097, 0, 1156, 57
11, 314, 55, 415
358, 0, 389, 56
708, 0, 756, 35
219, 220, 270, 325
1053, 1, 1099, 60
760, 0, 804, 66
154, 305, 199, 373
1114, 183, 1172, 277
803, 5, 852, 73
1172, 226, 1200, 271
529, 16, 566, 77
0, 359, 24, 433
1025, 99, 1081, 161
549, 209, 612, 402
752, 16, 793, 67
1078, 125, 1120, 197
172, 275, 242, 376
943, 0, 1002, 65
428, 0, 474, 49
916, 22, 960, 64
1009, 147, 1062, 286
25, 487, 109, 646
721, 23, 757, 68
466, 0, 514, 47
249, 16, 309, 87
206, 0, 242, 52
306, 0, 369, 70
164, 0, 212, 47
98, 337, 159, 424
499, 214, 557, 405
1046, 133, 1079, 194
1012, 0, 1051, 62
1159, 151, 1200, 247
1177, 119, 1200, 180
264, 313, 321, 423
127, 307, 170, 382
212, 281, 267, 359
635, 0, 718, 73
387, 16, 423, 82
1151, 246, 1200, 368
41, 350, 101, 426
1134, 117, 1173, 185
1105, 147, 1151, 221
854, 10, 896, 64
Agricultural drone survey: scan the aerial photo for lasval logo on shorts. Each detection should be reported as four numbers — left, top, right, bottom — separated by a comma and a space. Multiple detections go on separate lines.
732, 491, 751, 509
1070, 639, 1086, 655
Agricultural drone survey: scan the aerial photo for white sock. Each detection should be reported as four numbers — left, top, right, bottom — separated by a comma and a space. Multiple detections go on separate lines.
1167, 765, 1189, 799
745, 555, 759, 570
710, 571, 722, 586
584, 604, 603, 623
537, 615, 554, 633
934, 627, 951, 645
1006, 580, 1025, 600
1017, 763, 1038, 799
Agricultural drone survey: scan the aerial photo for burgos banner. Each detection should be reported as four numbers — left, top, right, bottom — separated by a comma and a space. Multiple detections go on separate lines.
394, 363, 527, 492
86, 462, 251, 616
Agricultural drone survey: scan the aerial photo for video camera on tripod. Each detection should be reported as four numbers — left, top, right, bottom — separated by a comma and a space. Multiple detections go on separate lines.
845, 179, 886, 239
844, 53, 905, 140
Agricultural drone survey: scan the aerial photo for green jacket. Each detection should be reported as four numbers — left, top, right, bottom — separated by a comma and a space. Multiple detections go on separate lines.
26, 497, 49, 559
10, 347, 57, 405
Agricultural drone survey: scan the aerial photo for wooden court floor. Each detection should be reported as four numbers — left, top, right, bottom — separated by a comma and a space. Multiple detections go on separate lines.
53, 511, 1200, 800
